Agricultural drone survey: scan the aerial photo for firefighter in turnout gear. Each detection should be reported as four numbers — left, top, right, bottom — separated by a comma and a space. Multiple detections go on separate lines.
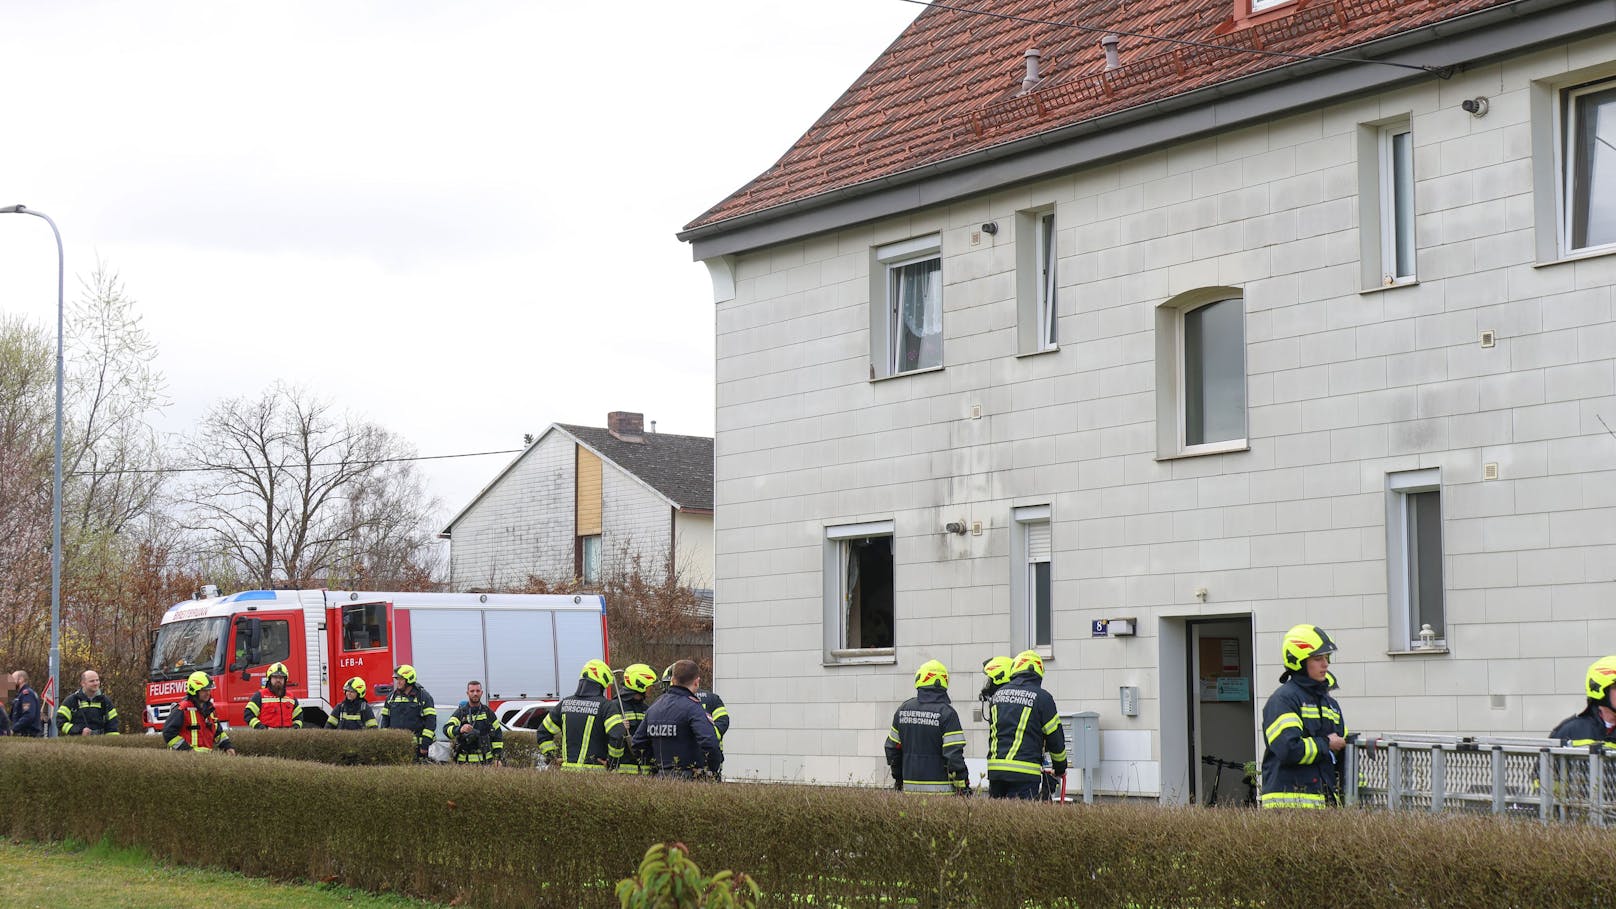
326, 677, 378, 730
987, 651, 1067, 799
633, 660, 722, 778
885, 660, 969, 795
1259, 624, 1348, 809
58, 670, 119, 736
162, 671, 235, 754
448, 680, 504, 764
381, 665, 437, 760
1549, 656, 1616, 748
246, 662, 303, 729
662, 662, 729, 747
539, 660, 625, 771
616, 663, 657, 774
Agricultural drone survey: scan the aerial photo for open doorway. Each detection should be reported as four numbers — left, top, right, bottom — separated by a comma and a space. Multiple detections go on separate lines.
1187, 616, 1256, 805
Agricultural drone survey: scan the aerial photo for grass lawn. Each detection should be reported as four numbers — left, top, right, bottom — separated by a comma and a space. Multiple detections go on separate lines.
0, 839, 445, 909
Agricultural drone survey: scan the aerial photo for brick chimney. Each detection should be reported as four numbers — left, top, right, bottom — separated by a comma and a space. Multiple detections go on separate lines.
607, 411, 645, 443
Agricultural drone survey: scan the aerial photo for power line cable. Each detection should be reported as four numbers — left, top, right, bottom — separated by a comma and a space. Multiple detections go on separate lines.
69, 447, 527, 477
896, 0, 1451, 76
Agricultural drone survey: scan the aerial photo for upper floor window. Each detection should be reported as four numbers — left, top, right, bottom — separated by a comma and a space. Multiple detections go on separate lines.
1379, 123, 1416, 283
1248, 0, 1290, 10
870, 235, 942, 378
1016, 208, 1058, 354
1565, 79, 1616, 254
1155, 289, 1248, 458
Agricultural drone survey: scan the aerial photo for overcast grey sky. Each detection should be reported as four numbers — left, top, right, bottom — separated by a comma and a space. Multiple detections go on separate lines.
0, 1, 920, 520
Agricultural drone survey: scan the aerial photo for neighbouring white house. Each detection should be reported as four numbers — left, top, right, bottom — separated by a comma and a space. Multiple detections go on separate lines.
679, 0, 1616, 801
441, 412, 714, 593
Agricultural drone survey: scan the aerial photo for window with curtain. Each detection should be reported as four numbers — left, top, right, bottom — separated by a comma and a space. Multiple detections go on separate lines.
891, 256, 942, 374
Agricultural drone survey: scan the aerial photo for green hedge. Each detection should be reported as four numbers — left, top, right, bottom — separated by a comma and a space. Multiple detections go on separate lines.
4, 738, 1616, 908
48, 728, 417, 765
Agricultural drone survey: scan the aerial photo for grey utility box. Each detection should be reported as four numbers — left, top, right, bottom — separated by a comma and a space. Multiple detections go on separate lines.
1063, 711, 1101, 770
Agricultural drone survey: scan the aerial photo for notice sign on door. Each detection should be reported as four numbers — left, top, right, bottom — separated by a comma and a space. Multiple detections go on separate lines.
1198, 636, 1249, 702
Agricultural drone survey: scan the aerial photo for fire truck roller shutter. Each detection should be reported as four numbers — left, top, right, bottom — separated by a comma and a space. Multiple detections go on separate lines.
405, 609, 488, 739
486, 610, 559, 701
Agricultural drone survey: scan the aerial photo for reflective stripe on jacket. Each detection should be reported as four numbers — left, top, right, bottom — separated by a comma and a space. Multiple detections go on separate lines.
58, 691, 120, 736
247, 688, 302, 728
161, 697, 231, 752
617, 694, 649, 773
986, 672, 1066, 780
697, 690, 729, 745
885, 687, 968, 793
326, 698, 378, 730
538, 679, 624, 769
1259, 674, 1344, 809
380, 686, 437, 746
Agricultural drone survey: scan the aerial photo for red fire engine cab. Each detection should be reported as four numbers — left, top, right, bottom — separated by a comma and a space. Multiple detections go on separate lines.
145, 588, 608, 734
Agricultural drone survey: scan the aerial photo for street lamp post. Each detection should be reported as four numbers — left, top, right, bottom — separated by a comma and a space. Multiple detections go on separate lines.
1, 204, 64, 738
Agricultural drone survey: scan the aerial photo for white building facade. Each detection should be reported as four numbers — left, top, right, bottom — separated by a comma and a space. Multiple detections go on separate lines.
683, 0, 1616, 800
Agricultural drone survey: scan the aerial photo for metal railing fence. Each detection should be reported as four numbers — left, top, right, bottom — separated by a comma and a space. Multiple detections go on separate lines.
1345, 733, 1616, 824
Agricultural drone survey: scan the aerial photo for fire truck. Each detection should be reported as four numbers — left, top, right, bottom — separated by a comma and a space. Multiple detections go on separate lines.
145, 588, 608, 734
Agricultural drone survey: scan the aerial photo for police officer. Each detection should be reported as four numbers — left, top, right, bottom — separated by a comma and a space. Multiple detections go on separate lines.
162, 671, 236, 754
1549, 656, 1616, 748
58, 669, 119, 736
616, 663, 657, 774
246, 662, 303, 729
662, 662, 729, 748
886, 660, 969, 795
1259, 624, 1347, 809
447, 680, 504, 765
986, 651, 1066, 799
633, 659, 721, 779
9, 671, 42, 737
381, 664, 437, 761
539, 660, 625, 771
326, 677, 378, 730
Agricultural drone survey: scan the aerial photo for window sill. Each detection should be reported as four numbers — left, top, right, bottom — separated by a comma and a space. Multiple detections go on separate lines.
825, 648, 897, 666
1156, 440, 1250, 462
1359, 279, 1418, 296
1535, 245, 1616, 268
1387, 647, 1449, 657
1015, 346, 1059, 359
871, 365, 945, 384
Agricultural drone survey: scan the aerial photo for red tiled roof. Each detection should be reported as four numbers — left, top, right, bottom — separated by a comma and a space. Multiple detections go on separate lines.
685, 0, 1511, 233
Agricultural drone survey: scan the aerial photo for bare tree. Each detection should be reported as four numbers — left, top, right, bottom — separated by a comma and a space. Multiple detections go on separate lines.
0, 317, 54, 660
183, 384, 440, 588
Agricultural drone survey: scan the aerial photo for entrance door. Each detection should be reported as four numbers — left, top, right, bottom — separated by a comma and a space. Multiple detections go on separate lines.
1187, 617, 1256, 805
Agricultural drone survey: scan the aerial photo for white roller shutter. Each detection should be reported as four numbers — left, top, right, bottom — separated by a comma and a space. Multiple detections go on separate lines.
1026, 521, 1051, 563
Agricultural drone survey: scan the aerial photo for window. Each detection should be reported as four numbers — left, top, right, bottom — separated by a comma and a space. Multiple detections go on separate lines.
870, 236, 942, 378
1386, 469, 1446, 651
1156, 290, 1248, 458
1357, 117, 1415, 288
236, 619, 291, 668
1249, 0, 1290, 10
1011, 506, 1052, 652
1379, 123, 1416, 283
1016, 208, 1058, 354
342, 602, 388, 651
1565, 79, 1616, 254
580, 534, 602, 584
823, 520, 895, 660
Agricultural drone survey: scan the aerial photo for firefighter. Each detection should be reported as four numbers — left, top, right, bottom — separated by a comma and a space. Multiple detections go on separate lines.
662, 662, 729, 748
246, 662, 303, 729
326, 677, 378, 730
447, 680, 504, 765
1549, 656, 1616, 748
58, 669, 120, 736
1259, 624, 1347, 809
539, 659, 625, 771
986, 650, 1066, 800
9, 671, 42, 737
885, 660, 969, 795
632, 659, 721, 779
381, 664, 437, 761
162, 671, 236, 754
616, 663, 657, 774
